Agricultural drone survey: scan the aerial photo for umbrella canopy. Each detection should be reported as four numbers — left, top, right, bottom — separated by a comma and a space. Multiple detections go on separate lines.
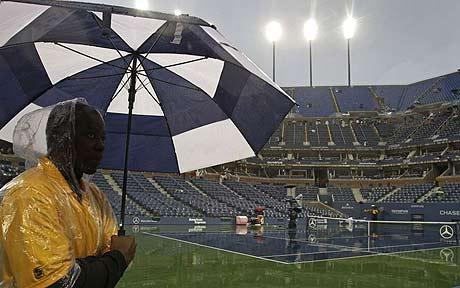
0, 0, 295, 174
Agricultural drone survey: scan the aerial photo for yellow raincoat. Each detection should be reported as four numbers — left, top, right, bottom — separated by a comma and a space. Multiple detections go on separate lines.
0, 157, 117, 288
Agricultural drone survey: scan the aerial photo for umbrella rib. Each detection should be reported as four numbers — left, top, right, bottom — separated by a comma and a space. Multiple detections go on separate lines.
134, 74, 161, 106
140, 57, 208, 73
91, 13, 133, 70
54, 42, 130, 71
111, 75, 132, 102
137, 72, 201, 91
68, 72, 127, 80
102, 74, 132, 117
135, 22, 170, 72
134, 74, 150, 92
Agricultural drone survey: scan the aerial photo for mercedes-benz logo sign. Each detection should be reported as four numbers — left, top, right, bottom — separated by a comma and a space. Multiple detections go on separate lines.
132, 216, 140, 225
439, 248, 454, 263
308, 234, 317, 243
439, 225, 454, 240
308, 218, 317, 229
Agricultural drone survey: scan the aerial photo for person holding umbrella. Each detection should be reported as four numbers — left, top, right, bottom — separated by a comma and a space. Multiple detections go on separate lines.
0, 99, 136, 287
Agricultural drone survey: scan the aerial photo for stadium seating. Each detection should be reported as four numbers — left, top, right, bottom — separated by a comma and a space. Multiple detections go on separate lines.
192, 178, 259, 216
374, 120, 394, 140
223, 180, 287, 217
1, 71, 460, 222
423, 183, 460, 203
329, 123, 354, 146
110, 172, 200, 217
371, 86, 405, 110
361, 186, 393, 202
154, 175, 237, 217
295, 186, 319, 201
92, 172, 143, 216
0, 162, 21, 178
352, 121, 380, 146
291, 87, 336, 117
408, 112, 449, 143
398, 78, 438, 111
333, 86, 379, 112
418, 73, 460, 105
382, 184, 434, 203
329, 186, 356, 202
289, 72, 460, 117
438, 114, 460, 139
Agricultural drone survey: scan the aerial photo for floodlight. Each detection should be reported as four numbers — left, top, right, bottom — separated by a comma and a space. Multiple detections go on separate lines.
303, 19, 318, 41
135, 0, 149, 10
343, 17, 357, 39
265, 21, 282, 43
174, 9, 181, 16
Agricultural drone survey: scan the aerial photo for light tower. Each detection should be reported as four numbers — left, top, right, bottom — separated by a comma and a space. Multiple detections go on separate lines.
135, 0, 149, 10
343, 16, 357, 87
265, 21, 282, 82
303, 19, 318, 87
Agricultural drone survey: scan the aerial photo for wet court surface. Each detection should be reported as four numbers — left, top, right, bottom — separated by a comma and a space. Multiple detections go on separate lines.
117, 224, 460, 288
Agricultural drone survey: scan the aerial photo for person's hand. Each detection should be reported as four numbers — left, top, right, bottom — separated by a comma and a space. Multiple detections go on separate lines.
111, 235, 137, 265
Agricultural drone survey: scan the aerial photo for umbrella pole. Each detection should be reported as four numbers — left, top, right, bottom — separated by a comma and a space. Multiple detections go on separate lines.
118, 56, 138, 236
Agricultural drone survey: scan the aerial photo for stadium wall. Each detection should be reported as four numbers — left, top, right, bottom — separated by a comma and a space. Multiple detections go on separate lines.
334, 202, 460, 222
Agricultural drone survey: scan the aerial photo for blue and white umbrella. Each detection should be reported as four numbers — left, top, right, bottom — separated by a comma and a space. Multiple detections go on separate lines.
0, 0, 295, 230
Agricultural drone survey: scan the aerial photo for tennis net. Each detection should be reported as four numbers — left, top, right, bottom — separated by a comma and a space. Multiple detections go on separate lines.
306, 215, 460, 245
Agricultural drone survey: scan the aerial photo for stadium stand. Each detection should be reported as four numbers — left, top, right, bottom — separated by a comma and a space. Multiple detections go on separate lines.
110, 171, 200, 217
398, 77, 439, 111
1, 71, 459, 222
361, 186, 394, 202
371, 86, 406, 111
290, 87, 336, 117
192, 178, 260, 216
418, 73, 460, 105
329, 186, 355, 202
438, 113, 460, 139
91, 172, 143, 216
288, 71, 460, 118
352, 121, 380, 146
382, 184, 435, 203
295, 186, 319, 201
223, 181, 287, 217
154, 175, 237, 217
423, 183, 460, 203
333, 86, 380, 112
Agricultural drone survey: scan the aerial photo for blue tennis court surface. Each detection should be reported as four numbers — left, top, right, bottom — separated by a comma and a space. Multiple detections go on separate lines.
143, 222, 459, 264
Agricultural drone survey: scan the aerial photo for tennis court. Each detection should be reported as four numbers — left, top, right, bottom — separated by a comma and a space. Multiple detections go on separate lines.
118, 218, 460, 288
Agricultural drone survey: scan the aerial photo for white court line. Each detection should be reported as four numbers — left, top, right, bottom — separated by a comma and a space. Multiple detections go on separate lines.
310, 233, 405, 241
262, 234, 364, 252
142, 232, 291, 265
262, 241, 448, 258
368, 241, 445, 251
262, 249, 372, 258
156, 231, 235, 236
287, 245, 460, 265
143, 231, 459, 265
263, 233, 446, 252
262, 234, 407, 255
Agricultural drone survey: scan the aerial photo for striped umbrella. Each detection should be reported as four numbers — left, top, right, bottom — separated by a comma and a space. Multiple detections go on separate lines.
0, 0, 295, 232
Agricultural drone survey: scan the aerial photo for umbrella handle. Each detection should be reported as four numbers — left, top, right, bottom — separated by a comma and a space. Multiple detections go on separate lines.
118, 227, 126, 236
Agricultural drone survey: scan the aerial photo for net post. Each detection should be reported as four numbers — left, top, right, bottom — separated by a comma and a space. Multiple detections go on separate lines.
456, 221, 460, 245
